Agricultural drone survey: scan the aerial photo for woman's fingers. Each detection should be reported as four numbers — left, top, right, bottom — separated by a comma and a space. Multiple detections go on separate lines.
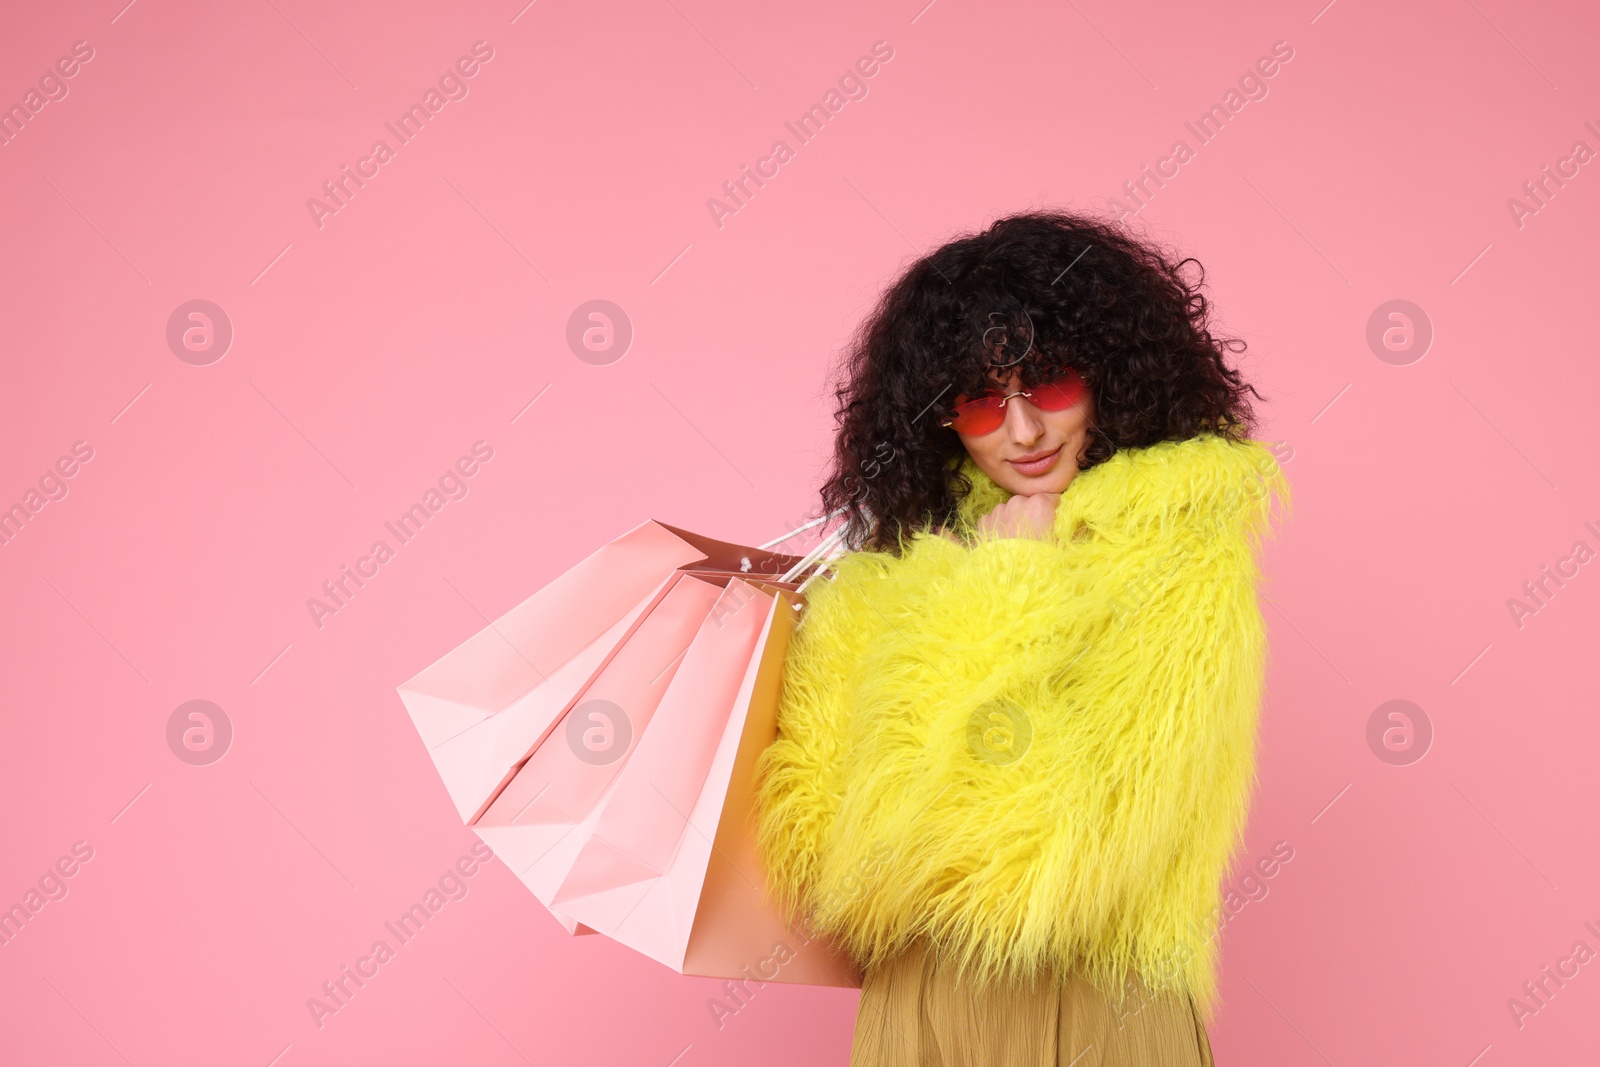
978, 493, 1061, 540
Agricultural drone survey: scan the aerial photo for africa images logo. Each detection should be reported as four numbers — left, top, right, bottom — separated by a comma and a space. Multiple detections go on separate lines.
706, 40, 895, 229
306, 441, 495, 629
306, 41, 496, 230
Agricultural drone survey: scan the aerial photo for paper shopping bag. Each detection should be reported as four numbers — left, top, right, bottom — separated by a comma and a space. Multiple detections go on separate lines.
471, 569, 745, 903
537, 580, 861, 986
396, 520, 805, 826
550, 574, 776, 903
679, 584, 859, 986
398, 521, 860, 986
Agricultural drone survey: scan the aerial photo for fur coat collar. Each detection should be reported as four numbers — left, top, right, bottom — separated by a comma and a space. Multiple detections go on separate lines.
755, 433, 1289, 1013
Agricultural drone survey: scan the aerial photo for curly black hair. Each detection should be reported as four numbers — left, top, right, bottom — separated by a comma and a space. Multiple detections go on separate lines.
818, 209, 1265, 555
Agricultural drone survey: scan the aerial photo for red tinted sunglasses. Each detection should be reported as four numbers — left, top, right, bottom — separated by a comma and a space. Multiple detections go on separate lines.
940, 369, 1086, 435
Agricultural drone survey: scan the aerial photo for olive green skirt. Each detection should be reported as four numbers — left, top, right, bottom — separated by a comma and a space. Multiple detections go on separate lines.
850, 940, 1215, 1067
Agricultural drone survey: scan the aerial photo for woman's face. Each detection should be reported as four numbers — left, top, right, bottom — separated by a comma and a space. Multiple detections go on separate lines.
952, 370, 1095, 496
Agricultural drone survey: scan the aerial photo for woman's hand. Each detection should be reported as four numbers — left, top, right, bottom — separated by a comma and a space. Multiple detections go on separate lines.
976, 493, 1061, 542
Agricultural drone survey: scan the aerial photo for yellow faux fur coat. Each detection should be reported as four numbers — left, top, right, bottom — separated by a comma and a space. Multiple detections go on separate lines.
754, 433, 1289, 1014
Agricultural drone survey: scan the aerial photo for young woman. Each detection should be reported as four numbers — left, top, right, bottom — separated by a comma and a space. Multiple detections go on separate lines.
755, 210, 1289, 1066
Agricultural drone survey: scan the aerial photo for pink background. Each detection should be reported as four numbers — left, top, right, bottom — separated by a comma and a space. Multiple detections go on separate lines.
2, 0, 1597, 1063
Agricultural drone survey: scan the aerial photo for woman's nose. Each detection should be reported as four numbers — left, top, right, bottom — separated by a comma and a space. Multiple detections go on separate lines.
1005, 396, 1045, 442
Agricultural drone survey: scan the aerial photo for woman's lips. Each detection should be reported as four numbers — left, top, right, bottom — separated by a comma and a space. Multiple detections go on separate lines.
1007, 445, 1062, 477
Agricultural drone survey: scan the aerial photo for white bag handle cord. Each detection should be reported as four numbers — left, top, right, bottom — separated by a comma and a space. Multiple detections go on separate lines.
778, 524, 851, 584
758, 508, 845, 550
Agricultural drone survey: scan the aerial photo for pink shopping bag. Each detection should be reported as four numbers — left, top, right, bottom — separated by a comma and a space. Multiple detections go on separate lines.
396, 520, 804, 826
398, 519, 860, 984
472, 570, 740, 905
548, 580, 860, 986
545, 574, 775, 904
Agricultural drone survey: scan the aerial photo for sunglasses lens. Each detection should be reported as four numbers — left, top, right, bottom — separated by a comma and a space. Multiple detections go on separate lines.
948, 397, 1005, 435
1031, 369, 1085, 411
